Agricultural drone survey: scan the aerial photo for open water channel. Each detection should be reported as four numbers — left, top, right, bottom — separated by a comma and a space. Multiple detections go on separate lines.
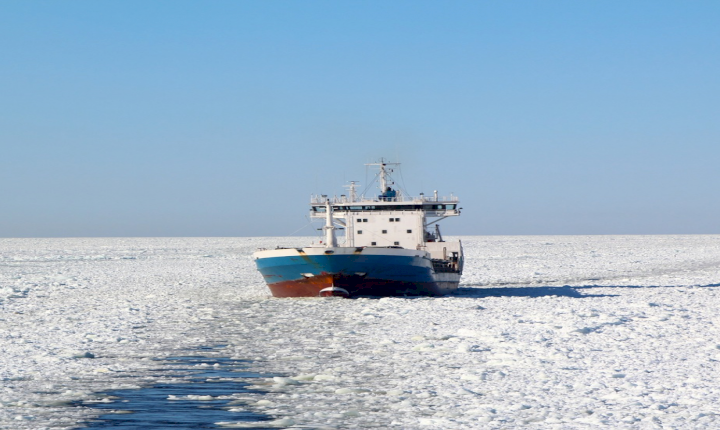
76, 349, 276, 429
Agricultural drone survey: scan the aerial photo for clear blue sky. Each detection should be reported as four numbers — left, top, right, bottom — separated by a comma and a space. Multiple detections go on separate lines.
1, 1, 718, 237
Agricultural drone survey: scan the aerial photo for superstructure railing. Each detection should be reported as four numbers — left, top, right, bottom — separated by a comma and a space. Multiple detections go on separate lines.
310, 194, 459, 205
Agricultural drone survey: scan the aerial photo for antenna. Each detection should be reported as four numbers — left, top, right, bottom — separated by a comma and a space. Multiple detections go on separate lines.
365, 159, 400, 192
343, 181, 359, 202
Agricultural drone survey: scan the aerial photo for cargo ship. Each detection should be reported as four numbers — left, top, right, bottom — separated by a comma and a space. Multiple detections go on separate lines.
253, 160, 463, 298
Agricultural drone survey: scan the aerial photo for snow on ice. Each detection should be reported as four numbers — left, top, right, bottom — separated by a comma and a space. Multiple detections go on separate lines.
1, 235, 720, 428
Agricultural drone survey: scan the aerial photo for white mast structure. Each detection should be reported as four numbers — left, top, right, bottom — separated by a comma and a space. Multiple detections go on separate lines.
323, 199, 337, 248
366, 159, 401, 199
344, 181, 359, 203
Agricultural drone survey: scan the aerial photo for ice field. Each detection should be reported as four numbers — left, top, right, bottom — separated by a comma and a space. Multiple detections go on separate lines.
2, 235, 720, 428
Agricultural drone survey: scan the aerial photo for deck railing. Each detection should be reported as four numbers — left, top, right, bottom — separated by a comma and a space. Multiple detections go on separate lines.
310, 194, 459, 205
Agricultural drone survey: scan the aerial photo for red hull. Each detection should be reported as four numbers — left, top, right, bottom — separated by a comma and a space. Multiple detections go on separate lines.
267, 274, 456, 298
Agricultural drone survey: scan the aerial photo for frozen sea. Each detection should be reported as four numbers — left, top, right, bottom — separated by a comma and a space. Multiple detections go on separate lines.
2, 235, 720, 429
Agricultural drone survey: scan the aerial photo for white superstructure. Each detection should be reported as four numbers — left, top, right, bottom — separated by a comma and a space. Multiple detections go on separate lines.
309, 160, 462, 263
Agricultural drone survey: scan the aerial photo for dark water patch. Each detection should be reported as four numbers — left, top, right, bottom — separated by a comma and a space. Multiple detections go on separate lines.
76, 354, 277, 429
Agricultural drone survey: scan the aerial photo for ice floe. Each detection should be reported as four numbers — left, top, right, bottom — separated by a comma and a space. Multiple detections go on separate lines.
1, 235, 720, 428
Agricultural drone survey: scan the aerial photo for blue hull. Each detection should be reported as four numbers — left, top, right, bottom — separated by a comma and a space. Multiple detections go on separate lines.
255, 252, 458, 297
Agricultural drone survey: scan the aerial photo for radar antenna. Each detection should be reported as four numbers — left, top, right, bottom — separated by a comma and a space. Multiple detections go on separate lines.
365, 158, 401, 194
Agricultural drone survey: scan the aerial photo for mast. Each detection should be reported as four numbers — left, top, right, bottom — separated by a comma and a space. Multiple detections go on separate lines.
344, 181, 359, 202
379, 162, 388, 191
323, 200, 337, 248
366, 158, 400, 194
